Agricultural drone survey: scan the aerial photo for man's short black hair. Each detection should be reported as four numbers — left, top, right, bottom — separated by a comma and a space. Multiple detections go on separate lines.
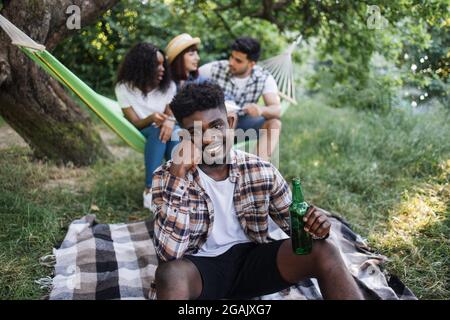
231, 37, 261, 62
170, 82, 226, 125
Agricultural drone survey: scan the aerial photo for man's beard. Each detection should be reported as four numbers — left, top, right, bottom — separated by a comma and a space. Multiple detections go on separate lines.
230, 66, 248, 77
202, 161, 225, 168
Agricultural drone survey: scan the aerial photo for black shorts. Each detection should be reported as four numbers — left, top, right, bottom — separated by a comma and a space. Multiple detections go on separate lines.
183, 240, 294, 300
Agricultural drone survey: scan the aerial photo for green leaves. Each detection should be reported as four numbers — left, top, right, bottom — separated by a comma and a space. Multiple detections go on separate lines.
52, 0, 448, 110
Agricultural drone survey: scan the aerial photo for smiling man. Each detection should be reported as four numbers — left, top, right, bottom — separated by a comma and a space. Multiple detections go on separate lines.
150, 83, 363, 300
199, 37, 281, 161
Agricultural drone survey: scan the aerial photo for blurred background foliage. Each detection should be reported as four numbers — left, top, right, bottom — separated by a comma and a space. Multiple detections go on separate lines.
53, 0, 449, 112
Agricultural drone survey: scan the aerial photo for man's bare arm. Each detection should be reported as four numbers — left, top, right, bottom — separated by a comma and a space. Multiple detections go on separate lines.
122, 106, 167, 129
243, 93, 281, 119
260, 92, 281, 119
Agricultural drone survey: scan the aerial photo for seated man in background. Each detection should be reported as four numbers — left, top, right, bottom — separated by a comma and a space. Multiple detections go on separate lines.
199, 37, 281, 161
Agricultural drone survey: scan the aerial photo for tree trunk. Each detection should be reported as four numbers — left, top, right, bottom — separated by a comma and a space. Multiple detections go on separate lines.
0, 0, 119, 166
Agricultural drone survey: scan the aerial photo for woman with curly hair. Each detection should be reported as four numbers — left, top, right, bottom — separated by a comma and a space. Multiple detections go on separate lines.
115, 42, 178, 209
165, 33, 207, 91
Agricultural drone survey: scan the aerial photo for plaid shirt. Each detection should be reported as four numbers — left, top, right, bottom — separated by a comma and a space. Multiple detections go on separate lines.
151, 149, 292, 262
209, 60, 270, 108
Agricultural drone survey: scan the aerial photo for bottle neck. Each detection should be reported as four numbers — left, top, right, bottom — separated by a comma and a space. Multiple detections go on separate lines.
292, 180, 305, 203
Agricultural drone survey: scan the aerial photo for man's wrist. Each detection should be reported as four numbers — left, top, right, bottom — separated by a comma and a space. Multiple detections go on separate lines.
164, 118, 175, 127
258, 105, 264, 117
312, 233, 330, 240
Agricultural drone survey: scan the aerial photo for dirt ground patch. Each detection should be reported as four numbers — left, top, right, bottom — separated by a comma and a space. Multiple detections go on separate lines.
0, 125, 28, 149
0, 123, 134, 192
97, 127, 137, 160
0, 123, 135, 159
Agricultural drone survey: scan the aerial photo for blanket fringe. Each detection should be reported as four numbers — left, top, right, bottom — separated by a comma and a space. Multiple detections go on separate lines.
39, 254, 56, 268
35, 276, 53, 290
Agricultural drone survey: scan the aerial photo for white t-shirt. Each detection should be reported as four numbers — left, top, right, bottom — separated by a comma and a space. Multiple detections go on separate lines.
193, 167, 250, 257
199, 62, 278, 99
114, 82, 176, 119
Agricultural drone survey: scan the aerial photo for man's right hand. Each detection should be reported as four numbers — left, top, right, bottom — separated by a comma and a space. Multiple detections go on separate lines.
170, 139, 202, 178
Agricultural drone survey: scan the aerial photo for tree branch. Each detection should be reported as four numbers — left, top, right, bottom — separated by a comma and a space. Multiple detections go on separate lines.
0, 0, 113, 164
251, 0, 293, 21
213, 0, 242, 12
273, 0, 292, 10
45, 0, 120, 50
213, 10, 237, 39
0, 14, 11, 87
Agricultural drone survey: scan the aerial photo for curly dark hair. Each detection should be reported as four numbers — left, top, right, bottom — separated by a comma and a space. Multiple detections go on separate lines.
170, 82, 226, 124
231, 37, 261, 62
170, 44, 200, 83
116, 42, 171, 95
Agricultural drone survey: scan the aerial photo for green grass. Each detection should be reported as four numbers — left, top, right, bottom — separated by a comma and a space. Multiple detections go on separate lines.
0, 97, 449, 299
279, 97, 450, 299
0, 146, 149, 299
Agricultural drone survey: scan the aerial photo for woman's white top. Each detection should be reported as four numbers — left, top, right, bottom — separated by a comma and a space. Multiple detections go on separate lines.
115, 82, 176, 119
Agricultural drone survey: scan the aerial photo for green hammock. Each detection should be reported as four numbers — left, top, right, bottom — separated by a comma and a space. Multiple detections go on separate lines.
0, 14, 299, 154
22, 48, 147, 153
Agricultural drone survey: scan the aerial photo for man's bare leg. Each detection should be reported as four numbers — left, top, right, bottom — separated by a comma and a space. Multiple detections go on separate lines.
276, 239, 364, 300
257, 118, 281, 161
155, 259, 202, 300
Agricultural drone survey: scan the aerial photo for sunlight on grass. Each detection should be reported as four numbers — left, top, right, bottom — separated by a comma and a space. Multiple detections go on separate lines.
369, 159, 449, 299
371, 183, 447, 248
279, 98, 449, 298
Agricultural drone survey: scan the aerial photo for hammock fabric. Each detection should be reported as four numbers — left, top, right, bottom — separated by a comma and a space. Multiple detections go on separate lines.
23, 48, 147, 153
0, 14, 297, 154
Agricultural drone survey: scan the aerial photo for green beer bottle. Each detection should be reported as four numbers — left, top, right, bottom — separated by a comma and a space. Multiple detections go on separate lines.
290, 178, 313, 255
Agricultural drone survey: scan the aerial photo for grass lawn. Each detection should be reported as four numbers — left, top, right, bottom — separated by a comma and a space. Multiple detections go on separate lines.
0, 97, 448, 299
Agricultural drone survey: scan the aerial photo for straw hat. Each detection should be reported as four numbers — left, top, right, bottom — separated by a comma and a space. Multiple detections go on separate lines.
165, 33, 201, 64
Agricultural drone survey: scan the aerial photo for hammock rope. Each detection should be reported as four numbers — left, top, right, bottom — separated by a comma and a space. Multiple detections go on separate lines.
0, 14, 45, 51
259, 35, 302, 104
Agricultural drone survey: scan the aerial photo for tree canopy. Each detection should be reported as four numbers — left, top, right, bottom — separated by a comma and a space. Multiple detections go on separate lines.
55, 0, 449, 110
0, 0, 448, 165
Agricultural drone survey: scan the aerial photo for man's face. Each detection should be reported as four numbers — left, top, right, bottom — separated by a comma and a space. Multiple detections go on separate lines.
181, 108, 235, 167
228, 50, 255, 76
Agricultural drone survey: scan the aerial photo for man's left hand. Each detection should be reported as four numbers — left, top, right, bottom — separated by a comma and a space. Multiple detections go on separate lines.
303, 206, 331, 239
242, 103, 263, 117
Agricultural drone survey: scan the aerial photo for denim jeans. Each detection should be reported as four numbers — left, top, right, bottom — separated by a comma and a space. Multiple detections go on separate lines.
140, 124, 180, 188
236, 114, 266, 139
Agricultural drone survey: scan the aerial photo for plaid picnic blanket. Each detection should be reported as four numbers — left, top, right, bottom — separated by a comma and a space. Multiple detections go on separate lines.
48, 214, 416, 300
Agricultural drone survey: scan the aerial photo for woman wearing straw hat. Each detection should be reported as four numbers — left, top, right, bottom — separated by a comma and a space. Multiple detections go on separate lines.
165, 33, 207, 91
115, 43, 179, 209
166, 34, 240, 115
